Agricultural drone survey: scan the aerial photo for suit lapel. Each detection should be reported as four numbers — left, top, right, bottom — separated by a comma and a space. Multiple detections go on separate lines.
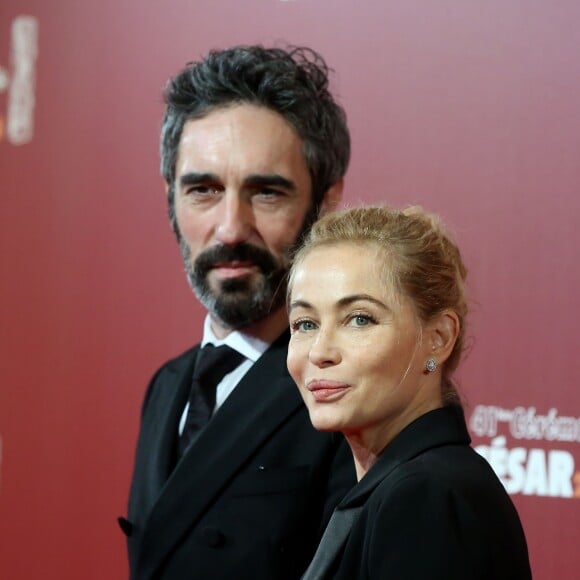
301, 507, 364, 580
128, 347, 197, 521
137, 332, 303, 579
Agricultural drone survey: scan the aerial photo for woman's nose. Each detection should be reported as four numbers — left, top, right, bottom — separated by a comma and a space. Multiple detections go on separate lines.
308, 328, 341, 368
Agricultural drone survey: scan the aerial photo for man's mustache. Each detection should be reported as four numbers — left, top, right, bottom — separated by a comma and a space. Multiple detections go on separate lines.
193, 242, 279, 278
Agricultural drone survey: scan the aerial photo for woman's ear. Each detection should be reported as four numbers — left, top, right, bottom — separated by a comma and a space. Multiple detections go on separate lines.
425, 309, 460, 366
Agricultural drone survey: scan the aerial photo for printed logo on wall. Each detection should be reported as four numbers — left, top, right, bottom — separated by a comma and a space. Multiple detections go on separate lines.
0, 16, 38, 145
470, 405, 580, 499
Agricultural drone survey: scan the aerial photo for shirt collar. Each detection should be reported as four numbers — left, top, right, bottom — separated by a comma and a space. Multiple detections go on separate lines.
201, 315, 270, 363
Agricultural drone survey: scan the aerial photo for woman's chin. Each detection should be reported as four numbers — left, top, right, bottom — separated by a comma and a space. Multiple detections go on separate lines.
307, 409, 344, 433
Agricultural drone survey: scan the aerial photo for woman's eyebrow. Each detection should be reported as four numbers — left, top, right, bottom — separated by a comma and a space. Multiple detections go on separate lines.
289, 294, 390, 314
288, 299, 313, 313
336, 294, 389, 310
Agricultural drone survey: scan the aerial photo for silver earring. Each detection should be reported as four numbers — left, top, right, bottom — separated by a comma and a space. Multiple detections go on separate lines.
425, 358, 437, 373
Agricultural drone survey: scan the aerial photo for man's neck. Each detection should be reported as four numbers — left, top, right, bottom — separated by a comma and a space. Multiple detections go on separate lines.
209, 306, 289, 343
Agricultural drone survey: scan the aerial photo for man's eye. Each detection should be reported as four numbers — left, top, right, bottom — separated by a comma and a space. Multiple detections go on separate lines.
253, 188, 284, 199
186, 185, 220, 196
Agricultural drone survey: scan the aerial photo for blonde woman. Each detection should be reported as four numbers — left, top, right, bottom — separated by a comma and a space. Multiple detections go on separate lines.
287, 206, 531, 580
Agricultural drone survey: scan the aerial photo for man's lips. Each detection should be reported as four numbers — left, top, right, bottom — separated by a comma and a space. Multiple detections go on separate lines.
211, 261, 257, 278
306, 380, 350, 402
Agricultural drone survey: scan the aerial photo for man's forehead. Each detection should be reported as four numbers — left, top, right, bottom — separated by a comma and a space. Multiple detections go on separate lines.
181, 103, 300, 141
175, 104, 310, 181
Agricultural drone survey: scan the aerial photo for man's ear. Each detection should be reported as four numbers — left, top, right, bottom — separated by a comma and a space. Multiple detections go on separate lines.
425, 309, 460, 365
165, 182, 178, 234
319, 178, 344, 215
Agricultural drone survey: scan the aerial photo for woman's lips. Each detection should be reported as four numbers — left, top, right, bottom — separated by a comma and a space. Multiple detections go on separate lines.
306, 380, 350, 402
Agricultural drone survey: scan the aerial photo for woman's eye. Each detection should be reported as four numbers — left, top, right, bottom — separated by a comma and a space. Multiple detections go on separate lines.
292, 319, 317, 332
349, 314, 373, 327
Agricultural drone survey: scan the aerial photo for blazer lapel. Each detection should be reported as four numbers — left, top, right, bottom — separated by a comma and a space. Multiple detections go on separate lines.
137, 332, 303, 579
128, 347, 197, 522
301, 507, 364, 580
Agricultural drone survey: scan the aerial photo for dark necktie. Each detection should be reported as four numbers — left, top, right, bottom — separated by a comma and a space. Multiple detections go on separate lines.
178, 344, 245, 456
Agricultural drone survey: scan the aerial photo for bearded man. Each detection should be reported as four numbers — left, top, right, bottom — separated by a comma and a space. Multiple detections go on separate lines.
121, 45, 355, 580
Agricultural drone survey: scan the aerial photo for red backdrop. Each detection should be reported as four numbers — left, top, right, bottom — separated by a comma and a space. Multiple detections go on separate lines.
1, 1, 579, 578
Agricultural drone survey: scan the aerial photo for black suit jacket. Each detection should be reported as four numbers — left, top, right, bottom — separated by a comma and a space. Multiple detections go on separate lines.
123, 331, 355, 580
302, 406, 532, 580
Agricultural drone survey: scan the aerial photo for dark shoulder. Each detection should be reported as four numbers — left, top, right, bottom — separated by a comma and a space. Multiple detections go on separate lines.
373, 443, 505, 508
140, 344, 199, 413
364, 442, 522, 547
158, 344, 200, 372
404, 443, 506, 496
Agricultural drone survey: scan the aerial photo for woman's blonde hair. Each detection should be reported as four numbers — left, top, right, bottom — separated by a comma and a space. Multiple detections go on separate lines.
289, 205, 468, 404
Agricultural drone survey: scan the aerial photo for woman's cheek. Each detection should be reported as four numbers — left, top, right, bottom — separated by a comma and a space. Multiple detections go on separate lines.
286, 341, 305, 385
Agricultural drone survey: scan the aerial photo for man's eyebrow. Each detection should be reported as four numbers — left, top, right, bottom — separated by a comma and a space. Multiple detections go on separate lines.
179, 172, 219, 187
244, 174, 296, 190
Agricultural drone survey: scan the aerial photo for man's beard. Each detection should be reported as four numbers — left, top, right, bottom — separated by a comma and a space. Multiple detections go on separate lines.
178, 239, 287, 329
177, 202, 320, 330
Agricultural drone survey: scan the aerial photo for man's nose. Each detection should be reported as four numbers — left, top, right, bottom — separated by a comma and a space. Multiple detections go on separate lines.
214, 193, 253, 246
308, 328, 341, 368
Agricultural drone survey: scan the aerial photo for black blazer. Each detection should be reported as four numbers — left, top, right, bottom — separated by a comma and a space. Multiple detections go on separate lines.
122, 331, 355, 580
302, 406, 532, 580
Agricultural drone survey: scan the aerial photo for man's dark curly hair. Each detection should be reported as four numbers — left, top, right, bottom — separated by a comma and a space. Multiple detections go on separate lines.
160, 45, 351, 232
